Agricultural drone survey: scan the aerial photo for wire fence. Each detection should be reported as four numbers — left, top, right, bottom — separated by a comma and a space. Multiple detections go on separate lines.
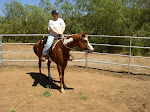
0, 34, 150, 74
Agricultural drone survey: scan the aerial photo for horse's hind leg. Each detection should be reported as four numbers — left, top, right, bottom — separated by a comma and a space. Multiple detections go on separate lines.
48, 60, 52, 80
39, 58, 42, 75
57, 65, 65, 94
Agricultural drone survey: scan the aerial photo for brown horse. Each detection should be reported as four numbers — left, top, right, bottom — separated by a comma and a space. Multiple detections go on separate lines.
33, 32, 94, 93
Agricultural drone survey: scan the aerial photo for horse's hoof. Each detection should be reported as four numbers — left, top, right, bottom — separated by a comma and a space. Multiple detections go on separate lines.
61, 89, 65, 94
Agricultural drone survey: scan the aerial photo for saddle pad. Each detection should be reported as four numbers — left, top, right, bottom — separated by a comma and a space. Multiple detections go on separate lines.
43, 37, 48, 45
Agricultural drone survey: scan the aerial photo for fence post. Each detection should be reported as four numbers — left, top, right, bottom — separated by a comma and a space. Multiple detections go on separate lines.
42, 35, 46, 69
0, 35, 3, 67
128, 37, 132, 74
85, 51, 88, 68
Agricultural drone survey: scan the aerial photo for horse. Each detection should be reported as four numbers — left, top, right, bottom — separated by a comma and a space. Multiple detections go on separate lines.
33, 32, 94, 93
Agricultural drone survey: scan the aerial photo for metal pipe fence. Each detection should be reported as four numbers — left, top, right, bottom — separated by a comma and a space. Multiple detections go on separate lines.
0, 35, 3, 67
0, 34, 150, 74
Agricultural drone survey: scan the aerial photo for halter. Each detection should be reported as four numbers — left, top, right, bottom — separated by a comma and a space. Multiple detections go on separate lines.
79, 35, 89, 50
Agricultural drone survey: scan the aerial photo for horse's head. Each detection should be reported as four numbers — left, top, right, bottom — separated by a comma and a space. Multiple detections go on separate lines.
63, 32, 94, 52
78, 32, 94, 52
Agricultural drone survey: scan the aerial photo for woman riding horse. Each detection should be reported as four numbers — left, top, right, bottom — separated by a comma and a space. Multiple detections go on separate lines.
34, 10, 94, 94
34, 32, 94, 94
41, 10, 66, 60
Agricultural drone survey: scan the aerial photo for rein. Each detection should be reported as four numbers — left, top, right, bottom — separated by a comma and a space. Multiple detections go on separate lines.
61, 35, 89, 51
70, 52, 87, 60
60, 39, 88, 60
61, 40, 76, 51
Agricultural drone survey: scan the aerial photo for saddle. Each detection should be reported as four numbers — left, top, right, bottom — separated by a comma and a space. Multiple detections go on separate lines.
42, 36, 62, 60
42, 36, 73, 61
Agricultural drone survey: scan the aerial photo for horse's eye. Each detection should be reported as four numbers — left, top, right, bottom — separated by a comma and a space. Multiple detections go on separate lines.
84, 40, 87, 43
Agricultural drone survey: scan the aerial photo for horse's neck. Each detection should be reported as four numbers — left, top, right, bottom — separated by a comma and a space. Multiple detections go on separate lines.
63, 36, 79, 49
53, 39, 70, 52
52, 39, 61, 50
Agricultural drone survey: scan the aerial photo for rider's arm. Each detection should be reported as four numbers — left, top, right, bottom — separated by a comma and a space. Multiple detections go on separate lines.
50, 25, 65, 36
60, 26, 65, 34
60, 19, 66, 35
50, 29, 61, 35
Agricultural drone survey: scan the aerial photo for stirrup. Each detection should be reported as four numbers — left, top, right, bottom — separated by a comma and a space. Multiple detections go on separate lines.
69, 54, 74, 61
69, 57, 74, 61
41, 55, 46, 62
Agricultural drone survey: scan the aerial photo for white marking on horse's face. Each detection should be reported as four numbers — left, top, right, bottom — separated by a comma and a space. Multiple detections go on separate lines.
83, 37, 94, 51
63, 38, 73, 45
84, 37, 88, 41
87, 41, 94, 51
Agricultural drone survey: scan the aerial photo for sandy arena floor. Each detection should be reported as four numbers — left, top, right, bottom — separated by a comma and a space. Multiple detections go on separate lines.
0, 44, 150, 112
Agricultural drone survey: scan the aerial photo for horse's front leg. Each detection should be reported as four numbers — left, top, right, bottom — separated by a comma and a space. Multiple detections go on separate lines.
57, 65, 65, 94
47, 60, 52, 80
62, 63, 67, 89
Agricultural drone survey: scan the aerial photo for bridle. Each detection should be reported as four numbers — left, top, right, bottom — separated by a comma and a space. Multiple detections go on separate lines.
60, 35, 91, 52
59, 35, 91, 60
79, 35, 93, 53
79, 36, 88, 49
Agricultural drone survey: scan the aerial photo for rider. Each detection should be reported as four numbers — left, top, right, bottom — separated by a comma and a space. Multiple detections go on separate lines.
41, 10, 66, 59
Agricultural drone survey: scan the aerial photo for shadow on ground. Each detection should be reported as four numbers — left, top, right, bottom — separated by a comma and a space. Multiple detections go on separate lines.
26, 72, 74, 92
76, 65, 150, 76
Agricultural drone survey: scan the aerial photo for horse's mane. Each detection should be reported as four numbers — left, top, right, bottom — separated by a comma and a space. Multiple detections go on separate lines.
66, 33, 81, 39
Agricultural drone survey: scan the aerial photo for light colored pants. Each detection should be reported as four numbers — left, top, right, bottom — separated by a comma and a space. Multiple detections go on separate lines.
42, 35, 55, 57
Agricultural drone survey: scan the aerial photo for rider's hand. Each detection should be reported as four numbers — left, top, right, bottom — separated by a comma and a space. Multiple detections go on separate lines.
57, 33, 62, 36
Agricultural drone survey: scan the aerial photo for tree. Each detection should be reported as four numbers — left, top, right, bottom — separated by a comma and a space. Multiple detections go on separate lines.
0, 0, 149, 55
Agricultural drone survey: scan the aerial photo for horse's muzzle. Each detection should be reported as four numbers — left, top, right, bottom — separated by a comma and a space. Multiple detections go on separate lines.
87, 48, 94, 53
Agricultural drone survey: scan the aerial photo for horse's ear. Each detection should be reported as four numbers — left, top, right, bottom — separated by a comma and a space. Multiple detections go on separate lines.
81, 32, 87, 37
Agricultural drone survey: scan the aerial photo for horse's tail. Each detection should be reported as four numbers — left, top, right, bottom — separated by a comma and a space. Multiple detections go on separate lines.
33, 44, 38, 57
33, 38, 43, 58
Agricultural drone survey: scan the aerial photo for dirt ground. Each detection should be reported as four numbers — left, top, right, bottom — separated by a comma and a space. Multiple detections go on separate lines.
0, 44, 150, 112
